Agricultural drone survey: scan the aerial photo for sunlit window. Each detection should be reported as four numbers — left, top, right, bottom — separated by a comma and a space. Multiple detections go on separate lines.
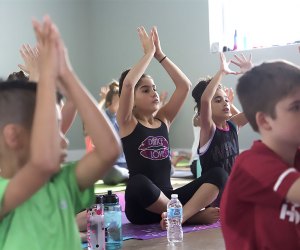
209, 0, 300, 52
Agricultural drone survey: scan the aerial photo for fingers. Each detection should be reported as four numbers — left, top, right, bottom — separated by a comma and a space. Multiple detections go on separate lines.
18, 64, 28, 73
32, 18, 43, 45
137, 26, 148, 40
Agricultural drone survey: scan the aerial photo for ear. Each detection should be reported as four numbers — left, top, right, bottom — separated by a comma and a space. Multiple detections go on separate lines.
2, 124, 24, 150
256, 112, 272, 131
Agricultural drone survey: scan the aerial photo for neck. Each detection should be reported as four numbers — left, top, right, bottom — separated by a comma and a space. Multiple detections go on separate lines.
261, 137, 298, 166
214, 119, 228, 130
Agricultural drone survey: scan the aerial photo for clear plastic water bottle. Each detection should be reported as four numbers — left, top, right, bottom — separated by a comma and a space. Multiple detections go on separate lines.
167, 194, 183, 244
87, 195, 105, 250
103, 190, 122, 250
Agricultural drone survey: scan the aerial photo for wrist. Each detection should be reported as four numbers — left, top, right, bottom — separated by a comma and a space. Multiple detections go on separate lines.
155, 52, 165, 60
158, 55, 167, 63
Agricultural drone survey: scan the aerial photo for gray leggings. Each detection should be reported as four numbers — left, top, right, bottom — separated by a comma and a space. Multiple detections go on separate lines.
103, 164, 129, 185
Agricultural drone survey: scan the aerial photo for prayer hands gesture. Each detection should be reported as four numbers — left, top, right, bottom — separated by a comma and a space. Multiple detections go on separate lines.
137, 26, 155, 56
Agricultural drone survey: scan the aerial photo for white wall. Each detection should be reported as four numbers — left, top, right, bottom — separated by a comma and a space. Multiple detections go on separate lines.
1, 0, 300, 153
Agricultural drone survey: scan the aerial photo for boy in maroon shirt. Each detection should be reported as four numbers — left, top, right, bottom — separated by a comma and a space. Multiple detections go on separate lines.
221, 57, 300, 249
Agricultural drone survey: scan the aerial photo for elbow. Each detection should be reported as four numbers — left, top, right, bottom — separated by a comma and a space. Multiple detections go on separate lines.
182, 79, 192, 93
100, 138, 122, 167
30, 154, 61, 176
187, 80, 192, 90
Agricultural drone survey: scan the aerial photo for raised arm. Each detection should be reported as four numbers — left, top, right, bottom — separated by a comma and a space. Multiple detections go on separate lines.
153, 27, 191, 126
0, 17, 61, 219
57, 31, 121, 191
116, 26, 155, 135
228, 53, 252, 128
200, 53, 236, 145
224, 86, 247, 128
18, 43, 77, 134
98, 85, 109, 109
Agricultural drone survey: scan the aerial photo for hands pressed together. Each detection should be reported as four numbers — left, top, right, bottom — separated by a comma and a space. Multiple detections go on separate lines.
31, 16, 73, 96
137, 26, 165, 62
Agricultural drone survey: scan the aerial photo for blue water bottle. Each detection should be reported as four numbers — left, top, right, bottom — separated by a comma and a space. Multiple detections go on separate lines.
103, 190, 122, 249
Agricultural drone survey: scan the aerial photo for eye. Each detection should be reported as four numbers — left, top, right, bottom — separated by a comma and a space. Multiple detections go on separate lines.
290, 104, 300, 112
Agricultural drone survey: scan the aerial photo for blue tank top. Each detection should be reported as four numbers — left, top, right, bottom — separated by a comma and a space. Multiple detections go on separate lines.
121, 120, 172, 191
199, 120, 239, 175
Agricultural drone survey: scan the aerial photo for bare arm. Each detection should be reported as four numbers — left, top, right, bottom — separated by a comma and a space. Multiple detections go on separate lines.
286, 178, 300, 204
199, 53, 236, 146
0, 17, 61, 219
57, 37, 121, 191
61, 99, 77, 134
228, 53, 253, 128
153, 27, 191, 126
224, 86, 248, 128
116, 26, 155, 136
98, 86, 109, 109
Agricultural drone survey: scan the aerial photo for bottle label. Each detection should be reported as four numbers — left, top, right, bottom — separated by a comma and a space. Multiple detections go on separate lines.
168, 208, 182, 219
87, 206, 105, 250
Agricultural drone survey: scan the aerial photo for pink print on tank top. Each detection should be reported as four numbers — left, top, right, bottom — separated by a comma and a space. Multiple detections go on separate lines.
138, 136, 169, 160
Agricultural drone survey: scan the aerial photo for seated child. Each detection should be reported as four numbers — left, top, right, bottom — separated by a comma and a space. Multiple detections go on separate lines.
84, 81, 129, 185
0, 16, 121, 250
221, 57, 300, 249
117, 26, 228, 229
191, 53, 251, 205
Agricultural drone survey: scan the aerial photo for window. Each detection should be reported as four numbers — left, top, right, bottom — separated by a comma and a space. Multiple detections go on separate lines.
209, 0, 300, 52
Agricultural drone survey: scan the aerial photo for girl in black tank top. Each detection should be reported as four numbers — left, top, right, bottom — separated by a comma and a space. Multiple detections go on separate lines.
116, 26, 227, 227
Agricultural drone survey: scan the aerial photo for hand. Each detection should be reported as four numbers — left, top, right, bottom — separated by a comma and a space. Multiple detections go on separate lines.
224, 87, 234, 104
220, 52, 237, 75
137, 26, 155, 56
99, 86, 109, 99
57, 35, 73, 80
153, 26, 165, 61
18, 44, 40, 81
159, 90, 168, 106
231, 53, 253, 74
32, 16, 60, 81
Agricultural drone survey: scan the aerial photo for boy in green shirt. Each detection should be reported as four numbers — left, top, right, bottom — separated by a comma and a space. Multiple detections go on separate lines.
0, 16, 121, 250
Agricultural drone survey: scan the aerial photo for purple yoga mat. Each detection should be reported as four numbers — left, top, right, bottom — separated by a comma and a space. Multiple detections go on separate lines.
122, 212, 220, 240
116, 193, 221, 241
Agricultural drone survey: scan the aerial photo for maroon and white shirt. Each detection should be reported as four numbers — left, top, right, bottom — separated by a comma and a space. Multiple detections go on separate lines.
221, 140, 300, 249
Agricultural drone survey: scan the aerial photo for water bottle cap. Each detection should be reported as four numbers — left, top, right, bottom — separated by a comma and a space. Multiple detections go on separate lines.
103, 190, 119, 204
171, 194, 178, 199
95, 195, 103, 204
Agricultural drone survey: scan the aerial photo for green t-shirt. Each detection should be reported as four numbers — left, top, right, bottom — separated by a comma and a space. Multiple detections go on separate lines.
0, 162, 94, 250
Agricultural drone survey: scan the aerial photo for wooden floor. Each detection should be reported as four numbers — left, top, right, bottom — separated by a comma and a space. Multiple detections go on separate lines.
122, 227, 225, 250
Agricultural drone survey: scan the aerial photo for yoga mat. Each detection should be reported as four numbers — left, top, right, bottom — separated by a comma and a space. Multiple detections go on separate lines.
122, 212, 221, 240
117, 192, 221, 241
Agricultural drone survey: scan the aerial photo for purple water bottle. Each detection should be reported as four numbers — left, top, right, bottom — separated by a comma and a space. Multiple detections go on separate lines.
87, 195, 105, 250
